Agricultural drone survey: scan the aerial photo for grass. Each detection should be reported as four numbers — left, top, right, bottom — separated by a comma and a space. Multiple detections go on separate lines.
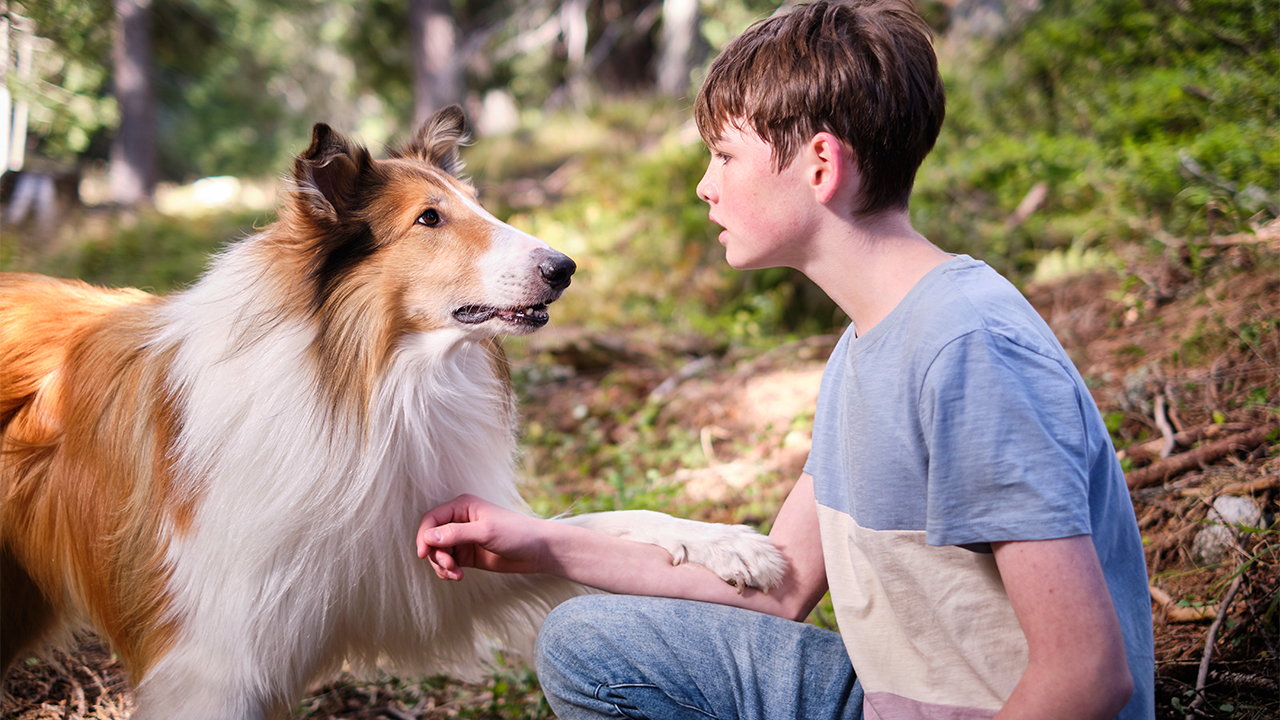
1, 208, 265, 293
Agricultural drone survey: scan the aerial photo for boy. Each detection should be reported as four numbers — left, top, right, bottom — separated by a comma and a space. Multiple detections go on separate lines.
416, 1, 1155, 718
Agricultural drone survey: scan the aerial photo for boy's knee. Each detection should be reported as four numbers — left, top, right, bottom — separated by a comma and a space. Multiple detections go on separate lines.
535, 595, 612, 677
535, 595, 627, 715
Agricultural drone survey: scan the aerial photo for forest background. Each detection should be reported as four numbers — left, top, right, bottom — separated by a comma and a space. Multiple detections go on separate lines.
1, 0, 1277, 718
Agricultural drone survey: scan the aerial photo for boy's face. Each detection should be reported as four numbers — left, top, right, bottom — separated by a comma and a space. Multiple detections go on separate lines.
696, 125, 817, 271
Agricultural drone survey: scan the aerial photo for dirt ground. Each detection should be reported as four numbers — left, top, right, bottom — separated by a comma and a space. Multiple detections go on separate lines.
3, 243, 1277, 719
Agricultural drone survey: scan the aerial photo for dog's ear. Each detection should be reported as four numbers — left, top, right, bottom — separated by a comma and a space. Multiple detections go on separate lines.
293, 124, 374, 219
397, 105, 469, 176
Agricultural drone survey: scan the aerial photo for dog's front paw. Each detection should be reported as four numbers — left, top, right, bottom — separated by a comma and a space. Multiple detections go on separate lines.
562, 511, 787, 592
662, 520, 787, 594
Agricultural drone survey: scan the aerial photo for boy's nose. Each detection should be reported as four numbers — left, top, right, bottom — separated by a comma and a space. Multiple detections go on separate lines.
696, 168, 718, 204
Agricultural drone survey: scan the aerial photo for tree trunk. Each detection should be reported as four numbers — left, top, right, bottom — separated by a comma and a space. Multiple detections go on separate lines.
656, 0, 700, 98
110, 0, 155, 206
409, 0, 461, 127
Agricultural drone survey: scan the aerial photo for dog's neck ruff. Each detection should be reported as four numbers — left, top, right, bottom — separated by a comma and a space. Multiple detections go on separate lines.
154, 235, 522, 514
141, 235, 547, 692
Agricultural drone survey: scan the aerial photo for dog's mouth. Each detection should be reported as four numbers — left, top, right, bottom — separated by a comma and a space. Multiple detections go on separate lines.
453, 302, 552, 329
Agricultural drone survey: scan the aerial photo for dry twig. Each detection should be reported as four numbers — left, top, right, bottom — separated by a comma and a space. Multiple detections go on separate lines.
1118, 423, 1252, 467
1154, 394, 1177, 459
1126, 425, 1278, 489
1180, 475, 1280, 498
1185, 572, 1246, 720
1150, 585, 1216, 623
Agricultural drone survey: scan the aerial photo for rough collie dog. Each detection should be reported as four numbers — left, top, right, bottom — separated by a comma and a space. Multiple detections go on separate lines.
0, 106, 784, 718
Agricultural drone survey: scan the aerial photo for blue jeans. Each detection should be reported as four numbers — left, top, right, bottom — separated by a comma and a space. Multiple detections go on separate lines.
535, 595, 862, 720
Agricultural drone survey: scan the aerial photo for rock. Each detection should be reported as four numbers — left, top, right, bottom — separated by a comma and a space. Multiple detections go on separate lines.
1191, 495, 1263, 566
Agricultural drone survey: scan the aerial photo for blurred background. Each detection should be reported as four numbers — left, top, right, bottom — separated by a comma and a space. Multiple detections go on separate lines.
0, 0, 1274, 338
1, 1, 1278, 718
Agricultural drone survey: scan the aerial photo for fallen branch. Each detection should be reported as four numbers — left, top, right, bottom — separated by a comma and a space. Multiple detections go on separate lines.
730, 334, 838, 380
382, 706, 417, 720
1205, 230, 1280, 247
1004, 181, 1048, 230
1154, 394, 1177, 459
1185, 572, 1245, 720
1211, 670, 1279, 694
1142, 216, 1280, 248
1150, 585, 1216, 623
1125, 424, 1278, 489
649, 354, 717, 401
1181, 475, 1280, 498
1118, 422, 1253, 467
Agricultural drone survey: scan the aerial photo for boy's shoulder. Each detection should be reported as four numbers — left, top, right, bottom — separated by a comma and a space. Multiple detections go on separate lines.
888, 256, 1065, 370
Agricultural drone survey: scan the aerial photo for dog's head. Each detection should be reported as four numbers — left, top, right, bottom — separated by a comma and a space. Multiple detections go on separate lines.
282, 105, 574, 341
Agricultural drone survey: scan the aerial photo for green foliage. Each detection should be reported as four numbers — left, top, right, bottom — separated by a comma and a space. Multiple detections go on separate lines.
915, 0, 1278, 273
11, 0, 117, 160
149, 0, 307, 179
17, 0, 793, 182
0, 209, 264, 292
481, 0, 1280, 335
470, 99, 840, 340
20, 0, 391, 179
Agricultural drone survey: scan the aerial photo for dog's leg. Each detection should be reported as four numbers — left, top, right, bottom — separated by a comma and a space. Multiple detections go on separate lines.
0, 546, 60, 674
130, 642, 297, 720
131, 675, 291, 720
555, 511, 787, 592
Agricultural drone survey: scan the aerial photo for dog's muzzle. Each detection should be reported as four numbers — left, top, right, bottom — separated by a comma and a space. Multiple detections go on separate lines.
451, 249, 577, 331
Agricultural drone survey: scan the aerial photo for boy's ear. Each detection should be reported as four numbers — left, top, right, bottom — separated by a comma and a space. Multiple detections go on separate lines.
805, 132, 856, 206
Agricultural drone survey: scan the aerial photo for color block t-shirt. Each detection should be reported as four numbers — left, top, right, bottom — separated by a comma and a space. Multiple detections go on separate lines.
804, 255, 1154, 719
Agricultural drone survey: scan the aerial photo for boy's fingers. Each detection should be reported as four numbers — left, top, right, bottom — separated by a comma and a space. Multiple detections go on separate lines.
416, 521, 443, 558
418, 495, 492, 550
427, 547, 461, 579
427, 546, 452, 569
428, 517, 497, 549
421, 522, 463, 548
419, 499, 466, 531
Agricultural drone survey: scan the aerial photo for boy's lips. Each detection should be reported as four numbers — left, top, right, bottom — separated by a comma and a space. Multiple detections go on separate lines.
708, 215, 727, 244
710, 216, 729, 245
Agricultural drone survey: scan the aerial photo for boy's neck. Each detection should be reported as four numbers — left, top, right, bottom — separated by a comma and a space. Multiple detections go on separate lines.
802, 208, 952, 336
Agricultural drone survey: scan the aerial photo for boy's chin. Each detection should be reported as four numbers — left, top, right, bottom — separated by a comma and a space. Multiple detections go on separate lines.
724, 250, 772, 271
721, 237, 790, 271
721, 245, 754, 269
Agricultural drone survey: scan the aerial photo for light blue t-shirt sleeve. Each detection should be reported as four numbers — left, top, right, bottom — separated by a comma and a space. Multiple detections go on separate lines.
919, 329, 1093, 547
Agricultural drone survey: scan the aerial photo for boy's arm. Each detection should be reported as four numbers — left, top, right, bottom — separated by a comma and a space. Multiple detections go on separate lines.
416, 473, 829, 621
991, 535, 1134, 720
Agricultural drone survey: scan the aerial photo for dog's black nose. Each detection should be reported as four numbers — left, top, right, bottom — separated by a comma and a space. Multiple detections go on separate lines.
539, 252, 576, 291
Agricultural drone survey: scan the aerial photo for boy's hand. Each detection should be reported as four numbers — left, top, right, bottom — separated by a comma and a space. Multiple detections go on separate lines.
416, 495, 549, 579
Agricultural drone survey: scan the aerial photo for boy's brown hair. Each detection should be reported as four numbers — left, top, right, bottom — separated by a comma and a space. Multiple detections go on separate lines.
695, 0, 945, 215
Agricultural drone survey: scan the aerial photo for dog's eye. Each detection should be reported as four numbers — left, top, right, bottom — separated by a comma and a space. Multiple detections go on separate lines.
417, 209, 442, 227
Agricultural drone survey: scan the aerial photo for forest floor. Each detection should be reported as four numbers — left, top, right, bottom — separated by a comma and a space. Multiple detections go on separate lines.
3, 240, 1277, 719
